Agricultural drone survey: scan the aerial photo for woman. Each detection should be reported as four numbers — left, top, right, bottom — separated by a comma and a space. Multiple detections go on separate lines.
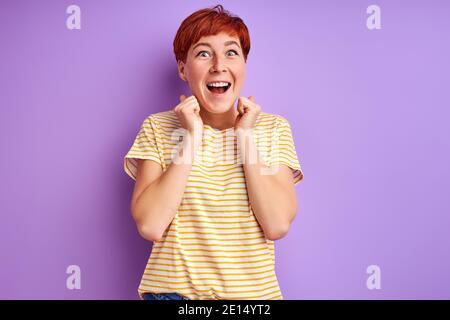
124, 5, 304, 300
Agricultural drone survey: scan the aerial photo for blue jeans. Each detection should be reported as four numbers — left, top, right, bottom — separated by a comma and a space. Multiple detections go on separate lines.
143, 292, 190, 300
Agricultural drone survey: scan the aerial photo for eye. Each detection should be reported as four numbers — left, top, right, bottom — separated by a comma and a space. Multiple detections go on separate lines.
197, 50, 209, 57
197, 51, 210, 57
196, 50, 239, 58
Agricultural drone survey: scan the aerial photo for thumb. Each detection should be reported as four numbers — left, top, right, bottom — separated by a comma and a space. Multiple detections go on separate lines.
179, 94, 186, 103
248, 96, 255, 102
237, 97, 245, 114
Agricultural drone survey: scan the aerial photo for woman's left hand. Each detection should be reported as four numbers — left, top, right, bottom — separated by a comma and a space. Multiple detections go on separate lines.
234, 96, 261, 132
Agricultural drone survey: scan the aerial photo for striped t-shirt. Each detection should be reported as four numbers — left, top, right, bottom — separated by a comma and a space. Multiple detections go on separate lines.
124, 109, 304, 300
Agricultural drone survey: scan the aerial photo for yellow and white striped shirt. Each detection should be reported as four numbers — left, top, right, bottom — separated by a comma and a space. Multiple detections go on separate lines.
124, 110, 304, 300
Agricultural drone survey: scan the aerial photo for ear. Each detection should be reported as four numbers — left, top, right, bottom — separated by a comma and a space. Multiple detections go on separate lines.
177, 60, 187, 82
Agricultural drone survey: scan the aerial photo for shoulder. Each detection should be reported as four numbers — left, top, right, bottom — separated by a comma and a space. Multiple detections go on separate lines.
255, 111, 291, 129
143, 110, 180, 128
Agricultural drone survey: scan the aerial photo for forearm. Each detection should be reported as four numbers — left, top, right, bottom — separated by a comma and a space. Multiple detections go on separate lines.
236, 129, 295, 240
133, 134, 200, 241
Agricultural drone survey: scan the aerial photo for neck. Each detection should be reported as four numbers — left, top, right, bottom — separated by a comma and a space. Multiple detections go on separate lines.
199, 105, 239, 130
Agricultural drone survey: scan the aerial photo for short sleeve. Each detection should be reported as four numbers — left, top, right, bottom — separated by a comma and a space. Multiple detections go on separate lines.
272, 116, 304, 186
123, 116, 164, 181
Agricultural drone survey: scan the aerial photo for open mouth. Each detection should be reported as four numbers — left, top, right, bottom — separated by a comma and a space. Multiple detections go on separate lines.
206, 82, 232, 95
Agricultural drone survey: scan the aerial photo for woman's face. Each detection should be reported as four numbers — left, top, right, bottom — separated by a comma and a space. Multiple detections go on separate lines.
178, 32, 246, 113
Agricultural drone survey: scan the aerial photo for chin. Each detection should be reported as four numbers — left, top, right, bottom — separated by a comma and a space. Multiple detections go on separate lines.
203, 101, 235, 113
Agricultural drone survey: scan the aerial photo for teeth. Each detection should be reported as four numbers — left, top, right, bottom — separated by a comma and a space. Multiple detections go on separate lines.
207, 82, 230, 88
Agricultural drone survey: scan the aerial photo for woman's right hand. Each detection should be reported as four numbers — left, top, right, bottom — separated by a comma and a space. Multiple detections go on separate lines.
174, 95, 203, 143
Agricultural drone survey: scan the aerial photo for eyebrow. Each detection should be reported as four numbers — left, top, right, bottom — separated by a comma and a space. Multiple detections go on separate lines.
192, 40, 241, 51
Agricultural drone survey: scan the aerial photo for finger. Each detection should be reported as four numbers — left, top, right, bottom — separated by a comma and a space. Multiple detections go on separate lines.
181, 95, 197, 107
240, 98, 250, 113
243, 96, 258, 112
180, 100, 200, 114
176, 94, 196, 112
193, 102, 200, 114
237, 97, 245, 114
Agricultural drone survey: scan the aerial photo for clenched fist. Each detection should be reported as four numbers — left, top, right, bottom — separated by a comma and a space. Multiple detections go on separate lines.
174, 95, 204, 144
234, 96, 261, 132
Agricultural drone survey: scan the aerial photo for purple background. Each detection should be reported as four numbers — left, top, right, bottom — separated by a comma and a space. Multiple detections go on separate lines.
1, 0, 449, 299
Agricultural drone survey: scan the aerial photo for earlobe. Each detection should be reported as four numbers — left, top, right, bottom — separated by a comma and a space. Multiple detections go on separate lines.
178, 69, 186, 81
178, 61, 186, 81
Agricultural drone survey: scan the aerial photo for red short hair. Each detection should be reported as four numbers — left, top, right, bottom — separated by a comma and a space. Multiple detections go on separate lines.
173, 5, 251, 64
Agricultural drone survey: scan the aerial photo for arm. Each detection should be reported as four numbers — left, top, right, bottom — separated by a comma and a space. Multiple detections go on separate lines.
131, 134, 200, 242
236, 129, 298, 241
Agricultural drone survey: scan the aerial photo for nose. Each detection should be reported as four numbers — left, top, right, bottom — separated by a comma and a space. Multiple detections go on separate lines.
210, 55, 227, 73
